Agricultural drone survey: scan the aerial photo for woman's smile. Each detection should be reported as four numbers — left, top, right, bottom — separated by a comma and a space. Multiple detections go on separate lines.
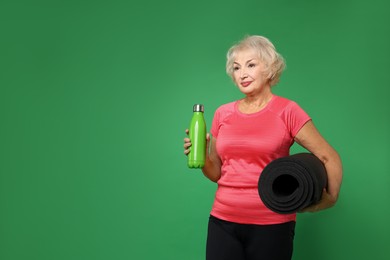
241, 81, 253, 87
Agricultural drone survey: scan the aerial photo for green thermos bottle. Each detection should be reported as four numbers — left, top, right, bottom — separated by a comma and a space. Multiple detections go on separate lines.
188, 104, 206, 168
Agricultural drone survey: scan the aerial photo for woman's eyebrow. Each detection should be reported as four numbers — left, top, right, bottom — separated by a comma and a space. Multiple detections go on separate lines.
233, 59, 255, 66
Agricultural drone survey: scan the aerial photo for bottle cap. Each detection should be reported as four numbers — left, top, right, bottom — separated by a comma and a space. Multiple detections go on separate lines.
193, 104, 204, 112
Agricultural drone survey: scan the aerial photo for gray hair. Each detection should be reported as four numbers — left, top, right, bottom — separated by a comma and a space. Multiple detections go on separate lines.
226, 35, 286, 86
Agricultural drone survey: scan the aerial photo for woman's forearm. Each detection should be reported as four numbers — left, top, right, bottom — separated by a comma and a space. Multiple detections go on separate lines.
202, 137, 221, 182
302, 150, 343, 213
202, 157, 221, 182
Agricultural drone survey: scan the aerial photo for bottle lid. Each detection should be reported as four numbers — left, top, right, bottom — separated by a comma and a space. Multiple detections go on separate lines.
193, 104, 204, 112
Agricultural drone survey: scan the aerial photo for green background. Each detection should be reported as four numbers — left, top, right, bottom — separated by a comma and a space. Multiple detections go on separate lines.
1, 0, 389, 259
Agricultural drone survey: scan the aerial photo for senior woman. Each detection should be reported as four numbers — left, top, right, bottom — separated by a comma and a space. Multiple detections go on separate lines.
183, 35, 342, 260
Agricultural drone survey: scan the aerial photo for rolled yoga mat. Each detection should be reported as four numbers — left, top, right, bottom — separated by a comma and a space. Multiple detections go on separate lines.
258, 153, 328, 214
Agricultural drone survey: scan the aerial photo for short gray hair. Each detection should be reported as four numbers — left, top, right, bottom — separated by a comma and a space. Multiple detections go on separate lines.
226, 35, 286, 86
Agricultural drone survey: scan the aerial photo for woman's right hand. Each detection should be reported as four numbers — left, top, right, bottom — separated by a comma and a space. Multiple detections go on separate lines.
183, 129, 191, 156
184, 129, 220, 182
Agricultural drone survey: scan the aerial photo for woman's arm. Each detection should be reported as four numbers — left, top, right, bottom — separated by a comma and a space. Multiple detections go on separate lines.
184, 131, 222, 182
201, 135, 222, 182
294, 120, 343, 212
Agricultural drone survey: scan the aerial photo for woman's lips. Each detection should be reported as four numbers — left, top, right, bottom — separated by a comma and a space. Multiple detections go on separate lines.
241, 81, 252, 87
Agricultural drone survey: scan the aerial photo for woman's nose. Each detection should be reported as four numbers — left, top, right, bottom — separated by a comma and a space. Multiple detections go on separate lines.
240, 70, 248, 79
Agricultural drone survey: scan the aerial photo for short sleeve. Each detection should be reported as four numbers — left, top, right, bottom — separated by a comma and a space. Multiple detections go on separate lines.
284, 101, 311, 137
210, 108, 221, 138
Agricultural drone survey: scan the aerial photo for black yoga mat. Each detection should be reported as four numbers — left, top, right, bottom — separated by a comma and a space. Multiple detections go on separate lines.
258, 153, 327, 214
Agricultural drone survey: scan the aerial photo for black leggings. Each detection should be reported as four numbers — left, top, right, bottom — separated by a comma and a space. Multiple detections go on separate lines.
206, 215, 295, 260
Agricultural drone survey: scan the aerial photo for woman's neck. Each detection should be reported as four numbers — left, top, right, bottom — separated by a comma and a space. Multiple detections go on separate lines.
242, 89, 273, 108
239, 91, 274, 114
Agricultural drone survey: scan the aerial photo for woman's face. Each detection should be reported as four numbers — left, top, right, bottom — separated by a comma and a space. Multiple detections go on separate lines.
232, 48, 270, 95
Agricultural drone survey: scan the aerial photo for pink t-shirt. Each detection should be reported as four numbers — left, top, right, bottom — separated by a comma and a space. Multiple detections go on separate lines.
210, 95, 311, 225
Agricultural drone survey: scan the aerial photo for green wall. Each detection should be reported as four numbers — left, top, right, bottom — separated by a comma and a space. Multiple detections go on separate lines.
1, 0, 389, 259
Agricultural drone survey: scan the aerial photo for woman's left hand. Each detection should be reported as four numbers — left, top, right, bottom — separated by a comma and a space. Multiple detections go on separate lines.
298, 188, 337, 213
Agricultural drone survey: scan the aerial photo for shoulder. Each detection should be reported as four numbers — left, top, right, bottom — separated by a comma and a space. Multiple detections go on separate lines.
269, 95, 310, 123
272, 95, 298, 107
269, 95, 299, 114
214, 100, 236, 115
212, 100, 237, 123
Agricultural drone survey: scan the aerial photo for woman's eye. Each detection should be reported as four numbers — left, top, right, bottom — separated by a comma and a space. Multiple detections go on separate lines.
233, 67, 240, 71
248, 63, 256, 68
